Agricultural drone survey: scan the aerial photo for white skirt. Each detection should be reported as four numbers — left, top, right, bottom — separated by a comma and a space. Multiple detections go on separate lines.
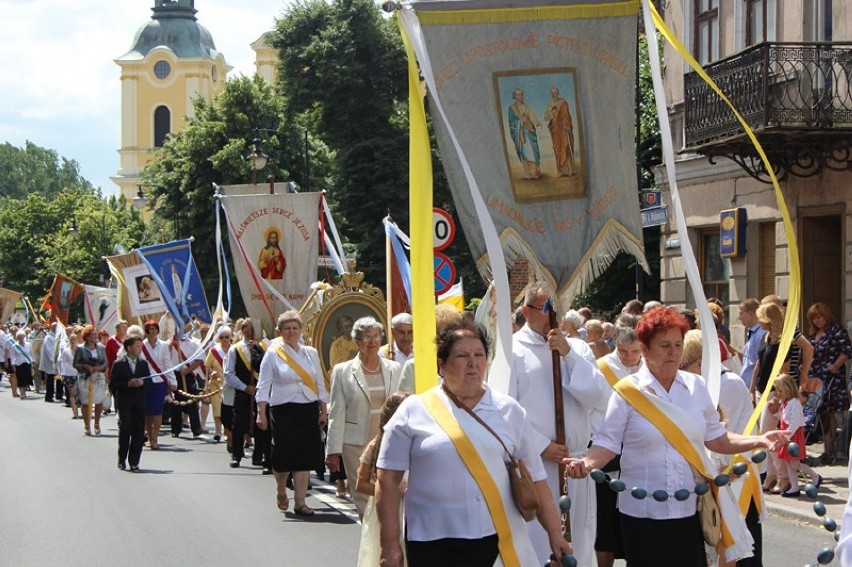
77, 373, 108, 405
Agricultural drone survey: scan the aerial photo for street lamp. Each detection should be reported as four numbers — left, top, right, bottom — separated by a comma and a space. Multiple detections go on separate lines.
247, 137, 268, 184
133, 185, 147, 210
68, 216, 79, 238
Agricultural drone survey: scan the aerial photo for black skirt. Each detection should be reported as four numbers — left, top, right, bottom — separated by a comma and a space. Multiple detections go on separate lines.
619, 512, 707, 567
15, 363, 33, 388
269, 401, 322, 472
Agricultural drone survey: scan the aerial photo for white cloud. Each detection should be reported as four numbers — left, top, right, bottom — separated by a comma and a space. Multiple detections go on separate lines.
0, 0, 291, 194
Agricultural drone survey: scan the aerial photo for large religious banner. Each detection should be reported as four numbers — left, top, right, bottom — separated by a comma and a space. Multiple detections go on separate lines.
219, 186, 321, 339
82, 284, 119, 332
0, 287, 21, 325
43, 273, 85, 324
400, 0, 647, 306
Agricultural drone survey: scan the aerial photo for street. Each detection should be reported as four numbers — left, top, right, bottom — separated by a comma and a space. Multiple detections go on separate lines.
0, 380, 839, 566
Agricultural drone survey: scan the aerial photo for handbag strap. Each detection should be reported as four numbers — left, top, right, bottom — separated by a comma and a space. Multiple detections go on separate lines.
442, 385, 515, 463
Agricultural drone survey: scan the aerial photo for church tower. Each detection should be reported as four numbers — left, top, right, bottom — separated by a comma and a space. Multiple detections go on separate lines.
112, 0, 231, 204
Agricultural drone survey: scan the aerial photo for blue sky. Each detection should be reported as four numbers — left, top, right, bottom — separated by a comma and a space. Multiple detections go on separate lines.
0, 0, 291, 196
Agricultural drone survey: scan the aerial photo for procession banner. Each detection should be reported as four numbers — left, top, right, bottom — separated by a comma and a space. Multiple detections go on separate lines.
43, 273, 85, 324
137, 239, 212, 329
399, 0, 647, 312
219, 186, 321, 339
82, 284, 118, 332
0, 287, 22, 325
106, 250, 166, 324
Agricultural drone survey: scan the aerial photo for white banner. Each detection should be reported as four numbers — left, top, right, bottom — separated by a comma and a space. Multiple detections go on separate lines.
220, 186, 321, 339
82, 284, 119, 332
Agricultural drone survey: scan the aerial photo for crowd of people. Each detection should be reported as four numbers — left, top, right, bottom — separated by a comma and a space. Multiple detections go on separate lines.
3, 289, 850, 566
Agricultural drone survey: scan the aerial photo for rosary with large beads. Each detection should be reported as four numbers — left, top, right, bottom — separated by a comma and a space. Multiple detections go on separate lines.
547, 442, 838, 567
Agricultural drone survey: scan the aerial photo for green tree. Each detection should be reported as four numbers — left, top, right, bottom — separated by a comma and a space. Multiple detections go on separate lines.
272, 0, 486, 301
0, 141, 94, 199
0, 191, 146, 303
143, 75, 332, 316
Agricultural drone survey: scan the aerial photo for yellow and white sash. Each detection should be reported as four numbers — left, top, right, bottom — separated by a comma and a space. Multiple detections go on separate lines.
421, 387, 538, 567
612, 377, 755, 563
273, 344, 318, 396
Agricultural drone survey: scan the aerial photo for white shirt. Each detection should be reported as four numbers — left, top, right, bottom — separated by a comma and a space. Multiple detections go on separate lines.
593, 350, 644, 435
781, 397, 804, 432
718, 370, 752, 436
594, 367, 726, 520
378, 342, 414, 367
224, 340, 256, 392
57, 346, 77, 377
171, 336, 203, 383
256, 340, 328, 406
9, 341, 32, 366
377, 386, 546, 541
39, 332, 57, 374
140, 338, 175, 385
741, 323, 766, 388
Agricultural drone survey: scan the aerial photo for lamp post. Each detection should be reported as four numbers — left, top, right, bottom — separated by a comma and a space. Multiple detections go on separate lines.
247, 127, 309, 191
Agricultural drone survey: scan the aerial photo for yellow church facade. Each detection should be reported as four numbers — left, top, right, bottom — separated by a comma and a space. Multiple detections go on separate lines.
112, 0, 231, 205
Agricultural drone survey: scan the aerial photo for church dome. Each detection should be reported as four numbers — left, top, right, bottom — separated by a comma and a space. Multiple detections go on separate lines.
120, 0, 219, 60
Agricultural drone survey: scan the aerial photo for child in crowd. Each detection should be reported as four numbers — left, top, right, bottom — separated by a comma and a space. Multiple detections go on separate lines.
774, 374, 822, 497
355, 391, 410, 567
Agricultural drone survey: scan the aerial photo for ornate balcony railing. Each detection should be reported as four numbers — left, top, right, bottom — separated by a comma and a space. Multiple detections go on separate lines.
684, 42, 852, 181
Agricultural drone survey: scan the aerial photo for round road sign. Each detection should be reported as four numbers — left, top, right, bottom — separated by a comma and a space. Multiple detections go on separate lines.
433, 252, 456, 296
433, 208, 456, 251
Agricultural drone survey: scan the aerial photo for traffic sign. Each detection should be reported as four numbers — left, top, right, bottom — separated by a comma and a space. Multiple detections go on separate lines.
433, 208, 456, 251
641, 205, 669, 228
433, 252, 456, 295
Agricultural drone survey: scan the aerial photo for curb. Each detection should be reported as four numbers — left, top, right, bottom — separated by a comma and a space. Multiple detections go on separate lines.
765, 500, 825, 527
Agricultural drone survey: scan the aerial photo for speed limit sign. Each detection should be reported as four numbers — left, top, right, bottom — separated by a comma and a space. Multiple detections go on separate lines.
433, 208, 456, 251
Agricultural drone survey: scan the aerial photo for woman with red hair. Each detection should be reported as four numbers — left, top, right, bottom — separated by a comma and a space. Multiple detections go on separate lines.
806, 302, 852, 463
140, 320, 175, 450
566, 307, 786, 566
74, 325, 108, 436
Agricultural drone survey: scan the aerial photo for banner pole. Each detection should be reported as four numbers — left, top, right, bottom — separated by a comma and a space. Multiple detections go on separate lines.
385, 215, 394, 327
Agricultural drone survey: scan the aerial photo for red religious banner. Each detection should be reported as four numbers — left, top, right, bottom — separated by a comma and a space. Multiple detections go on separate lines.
43, 274, 85, 324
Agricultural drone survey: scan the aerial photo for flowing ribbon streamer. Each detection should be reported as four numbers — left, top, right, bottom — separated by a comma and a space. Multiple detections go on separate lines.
321, 193, 347, 275
399, 8, 513, 393
133, 240, 196, 332
383, 217, 413, 306
643, 0, 800, 433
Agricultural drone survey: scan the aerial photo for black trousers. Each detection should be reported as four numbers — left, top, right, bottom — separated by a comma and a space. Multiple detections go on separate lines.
231, 390, 252, 461
736, 500, 763, 567
620, 512, 707, 567
43, 371, 59, 402
117, 397, 146, 467
252, 402, 271, 466
406, 534, 499, 567
170, 392, 201, 436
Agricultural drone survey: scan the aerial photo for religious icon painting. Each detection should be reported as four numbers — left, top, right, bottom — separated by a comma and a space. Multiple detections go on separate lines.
494, 68, 587, 203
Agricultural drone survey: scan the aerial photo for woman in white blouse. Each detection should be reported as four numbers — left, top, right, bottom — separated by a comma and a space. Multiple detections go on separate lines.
566, 308, 785, 567
58, 332, 81, 419
256, 311, 328, 517
376, 322, 571, 567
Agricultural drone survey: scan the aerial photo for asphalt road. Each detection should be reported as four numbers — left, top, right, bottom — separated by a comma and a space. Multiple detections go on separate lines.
0, 380, 838, 566
0, 382, 360, 567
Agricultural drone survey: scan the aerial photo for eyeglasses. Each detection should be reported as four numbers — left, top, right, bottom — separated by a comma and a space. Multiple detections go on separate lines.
357, 335, 382, 343
525, 304, 546, 312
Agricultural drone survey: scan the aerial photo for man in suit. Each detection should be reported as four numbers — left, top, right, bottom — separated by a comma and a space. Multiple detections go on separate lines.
112, 336, 150, 472
325, 317, 413, 517
223, 319, 265, 468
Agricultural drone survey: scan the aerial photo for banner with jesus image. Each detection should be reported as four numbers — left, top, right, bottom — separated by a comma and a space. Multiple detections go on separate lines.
219, 186, 321, 339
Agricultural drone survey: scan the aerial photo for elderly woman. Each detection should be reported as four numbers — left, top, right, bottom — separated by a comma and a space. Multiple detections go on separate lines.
58, 332, 81, 419
561, 309, 584, 339
9, 330, 34, 399
806, 302, 852, 463
140, 320, 175, 450
74, 325, 108, 436
376, 322, 572, 566
566, 308, 785, 567
256, 311, 328, 516
326, 316, 410, 518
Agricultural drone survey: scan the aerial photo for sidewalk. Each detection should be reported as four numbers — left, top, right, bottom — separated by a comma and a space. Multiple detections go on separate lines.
763, 443, 849, 528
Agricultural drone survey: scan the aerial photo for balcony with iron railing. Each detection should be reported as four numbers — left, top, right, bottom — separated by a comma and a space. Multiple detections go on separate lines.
683, 42, 852, 181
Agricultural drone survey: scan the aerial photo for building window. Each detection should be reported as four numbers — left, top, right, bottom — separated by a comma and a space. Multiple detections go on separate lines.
154, 106, 171, 147
746, 0, 767, 46
758, 221, 776, 299
212, 65, 218, 82
694, 0, 719, 64
699, 227, 730, 306
154, 60, 171, 80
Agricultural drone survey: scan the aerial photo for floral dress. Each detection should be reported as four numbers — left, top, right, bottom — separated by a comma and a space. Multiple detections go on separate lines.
809, 323, 852, 412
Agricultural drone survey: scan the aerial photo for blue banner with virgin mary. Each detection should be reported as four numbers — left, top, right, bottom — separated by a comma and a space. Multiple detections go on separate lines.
136, 239, 212, 329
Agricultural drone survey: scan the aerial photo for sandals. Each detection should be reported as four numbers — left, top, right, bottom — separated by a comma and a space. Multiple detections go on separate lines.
293, 504, 315, 516
94, 428, 102, 436
84, 429, 92, 437
277, 493, 290, 512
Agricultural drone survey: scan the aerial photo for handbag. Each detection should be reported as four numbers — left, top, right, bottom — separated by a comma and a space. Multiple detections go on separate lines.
692, 468, 721, 546
443, 385, 539, 522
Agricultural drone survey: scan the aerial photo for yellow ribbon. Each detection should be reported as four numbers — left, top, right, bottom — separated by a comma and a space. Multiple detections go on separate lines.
272, 344, 318, 395
398, 15, 438, 394
421, 388, 521, 566
612, 378, 735, 548
647, 1, 800, 441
